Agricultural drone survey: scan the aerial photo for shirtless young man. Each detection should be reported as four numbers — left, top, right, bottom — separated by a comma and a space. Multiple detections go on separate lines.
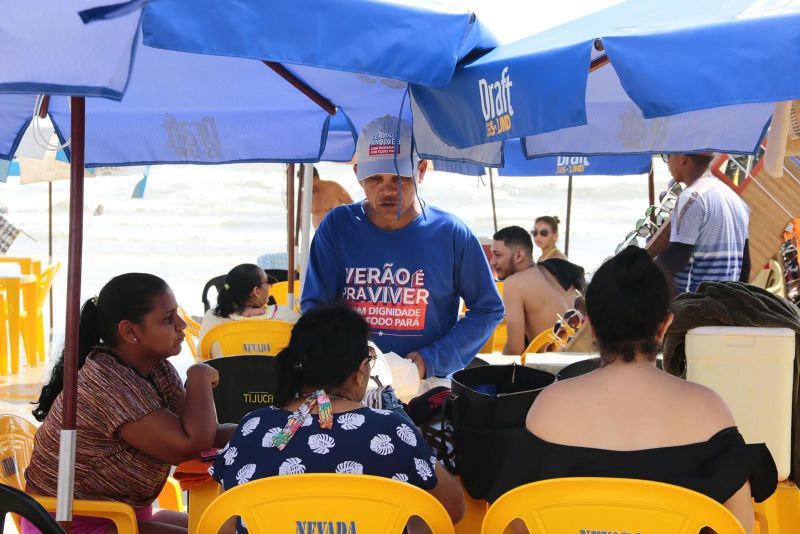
491, 226, 571, 355
298, 166, 354, 229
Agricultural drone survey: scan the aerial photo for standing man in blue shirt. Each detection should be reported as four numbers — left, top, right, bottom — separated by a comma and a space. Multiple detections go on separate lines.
302, 115, 504, 379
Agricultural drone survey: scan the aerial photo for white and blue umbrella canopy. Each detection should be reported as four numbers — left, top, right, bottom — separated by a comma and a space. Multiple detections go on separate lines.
411, 0, 800, 165
0, 0, 495, 166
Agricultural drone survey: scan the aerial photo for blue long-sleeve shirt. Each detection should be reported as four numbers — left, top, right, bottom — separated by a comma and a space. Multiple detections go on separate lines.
301, 202, 504, 377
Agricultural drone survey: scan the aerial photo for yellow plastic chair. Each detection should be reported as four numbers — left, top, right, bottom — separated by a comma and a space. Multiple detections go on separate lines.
0, 414, 184, 534
491, 281, 507, 352
0, 258, 42, 368
0, 275, 34, 374
268, 281, 289, 305
520, 329, 561, 365
20, 262, 60, 365
199, 320, 293, 360
177, 306, 202, 362
750, 259, 786, 297
753, 479, 800, 534
464, 281, 503, 353
196, 474, 455, 534
0, 257, 37, 276
482, 477, 745, 534
0, 293, 7, 377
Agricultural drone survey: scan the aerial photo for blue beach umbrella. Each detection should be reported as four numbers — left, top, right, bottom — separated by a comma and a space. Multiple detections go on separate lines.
411, 0, 800, 165
0, 0, 495, 524
1, 0, 495, 166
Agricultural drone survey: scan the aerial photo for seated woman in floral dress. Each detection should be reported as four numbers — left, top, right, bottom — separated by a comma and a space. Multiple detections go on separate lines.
211, 305, 464, 533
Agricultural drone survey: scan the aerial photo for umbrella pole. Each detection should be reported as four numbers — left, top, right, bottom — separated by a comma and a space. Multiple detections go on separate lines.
286, 164, 295, 309
488, 168, 498, 233
56, 96, 85, 530
48, 181, 54, 344
564, 175, 573, 256
647, 164, 655, 207
298, 164, 314, 297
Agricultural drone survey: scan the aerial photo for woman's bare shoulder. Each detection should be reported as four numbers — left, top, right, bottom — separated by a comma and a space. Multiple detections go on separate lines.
668, 375, 737, 427
525, 375, 590, 433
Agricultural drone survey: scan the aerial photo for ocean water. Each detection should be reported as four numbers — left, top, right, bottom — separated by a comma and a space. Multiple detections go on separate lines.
2, 161, 670, 375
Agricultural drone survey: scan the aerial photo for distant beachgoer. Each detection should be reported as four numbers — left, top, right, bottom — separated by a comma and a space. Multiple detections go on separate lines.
489, 247, 776, 532
25, 273, 235, 534
199, 263, 299, 358
532, 216, 566, 262
531, 215, 586, 297
93, 204, 104, 216
657, 153, 750, 294
297, 166, 354, 229
490, 226, 571, 355
211, 305, 465, 534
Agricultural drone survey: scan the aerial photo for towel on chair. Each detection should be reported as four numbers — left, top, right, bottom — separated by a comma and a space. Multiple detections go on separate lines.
174, 459, 214, 491
663, 281, 800, 479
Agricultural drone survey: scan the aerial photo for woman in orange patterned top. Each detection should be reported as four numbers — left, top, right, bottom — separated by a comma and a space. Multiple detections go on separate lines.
25, 273, 235, 534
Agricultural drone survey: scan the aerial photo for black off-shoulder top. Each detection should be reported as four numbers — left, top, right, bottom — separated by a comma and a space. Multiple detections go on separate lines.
488, 427, 777, 504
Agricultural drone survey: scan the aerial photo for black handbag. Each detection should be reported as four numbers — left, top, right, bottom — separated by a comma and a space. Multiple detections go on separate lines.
441, 364, 556, 499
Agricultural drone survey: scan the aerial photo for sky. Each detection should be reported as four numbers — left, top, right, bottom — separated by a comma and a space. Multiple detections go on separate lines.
436, 0, 624, 44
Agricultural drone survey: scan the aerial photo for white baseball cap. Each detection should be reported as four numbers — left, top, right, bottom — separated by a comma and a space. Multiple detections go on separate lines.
355, 115, 418, 180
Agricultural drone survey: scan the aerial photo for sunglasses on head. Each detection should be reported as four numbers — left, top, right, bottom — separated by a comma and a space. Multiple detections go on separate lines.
531, 229, 550, 238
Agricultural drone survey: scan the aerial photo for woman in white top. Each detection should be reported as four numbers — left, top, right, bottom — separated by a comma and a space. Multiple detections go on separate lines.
199, 264, 299, 358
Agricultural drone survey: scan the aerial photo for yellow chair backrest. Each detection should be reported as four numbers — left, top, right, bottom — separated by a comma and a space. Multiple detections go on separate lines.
269, 281, 291, 306
521, 329, 561, 364
199, 320, 293, 360
750, 258, 785, 296
0, 415, 179, 532
0, 414, 37, 490
177, 307, 201, 361
490, 281, 506, 353
196, 473, 455, 534
34, 263, 60, 308
482, 477, 745, 534
464, 281, 504, 353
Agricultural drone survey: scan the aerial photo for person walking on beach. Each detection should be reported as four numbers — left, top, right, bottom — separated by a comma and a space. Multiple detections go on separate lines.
297, 166, 354, 229
657, 153, 750, 294
490, 226, 571, 355
301, 115, 503, 385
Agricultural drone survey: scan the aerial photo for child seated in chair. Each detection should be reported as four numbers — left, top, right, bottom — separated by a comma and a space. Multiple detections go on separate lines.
199, 263, 299, 358
211, 305, 465, 533
25, 273, 236, 534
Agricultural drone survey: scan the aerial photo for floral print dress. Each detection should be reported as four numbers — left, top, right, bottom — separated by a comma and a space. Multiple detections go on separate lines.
211, 405, 439, 533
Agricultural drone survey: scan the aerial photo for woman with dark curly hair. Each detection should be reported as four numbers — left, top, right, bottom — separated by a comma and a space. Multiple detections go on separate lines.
211, 305, 464, 533
490, 247, 776, 532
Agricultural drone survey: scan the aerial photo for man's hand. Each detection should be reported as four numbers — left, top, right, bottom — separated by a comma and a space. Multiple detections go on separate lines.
406, 352, 426, 379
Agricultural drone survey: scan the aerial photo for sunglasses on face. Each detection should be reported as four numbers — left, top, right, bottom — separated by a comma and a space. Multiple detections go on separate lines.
531, 229, 550, 238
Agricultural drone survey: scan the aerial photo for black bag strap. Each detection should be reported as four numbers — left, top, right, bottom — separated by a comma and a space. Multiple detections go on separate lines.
439, 393, 457, 474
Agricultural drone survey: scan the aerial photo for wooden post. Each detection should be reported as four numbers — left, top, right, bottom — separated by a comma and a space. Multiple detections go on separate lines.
57, 96, 86, 530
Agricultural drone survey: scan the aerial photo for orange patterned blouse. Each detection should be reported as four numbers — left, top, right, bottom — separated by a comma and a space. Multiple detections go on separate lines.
25, 348, 184, 507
